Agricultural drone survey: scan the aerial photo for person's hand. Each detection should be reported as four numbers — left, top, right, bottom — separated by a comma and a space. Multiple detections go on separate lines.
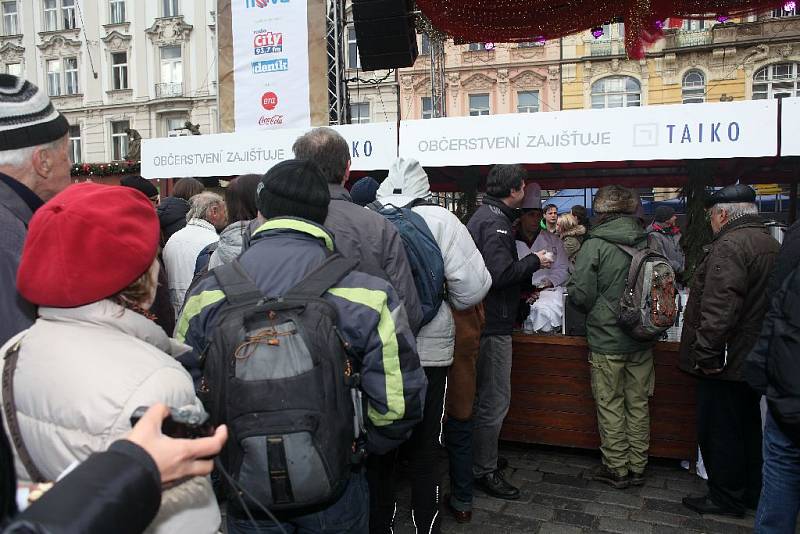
535, 250, 554, 269
699, 367, 724, 376
126, 404, 228, 486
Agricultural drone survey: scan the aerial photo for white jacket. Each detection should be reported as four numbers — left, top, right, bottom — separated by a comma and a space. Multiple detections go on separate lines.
0, 301, 221, 533
377, 158, 492, 367
163, 218, 219, 315
516, 231, 570, 287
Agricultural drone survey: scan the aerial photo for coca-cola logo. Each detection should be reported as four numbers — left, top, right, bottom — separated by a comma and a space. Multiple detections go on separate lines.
259, 115, 284, 125
261, 91, 278, 110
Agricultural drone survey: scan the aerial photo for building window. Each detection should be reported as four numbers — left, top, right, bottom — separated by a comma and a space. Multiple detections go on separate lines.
773, 6, 797, 17
112, 52, 128, 89
43, 0, 77, 31
468, 42, 483, 51
469, 93, 490, 116
517, 90, 540, 113
753, 63, 800, 99
162, 0, 178, 17
68, 124, 81, 163
111, 120, 129, 160
682, 19, 708, 30
165, 116, 186, 135
1, 1, 18, 35
422, 96, 433, 119
64, 57, 78, 94
109, 0, 125, 24
347, 26, 359, 69
682, 70, 705, 103
590, 76, 641, 108
46, 59, 78, 96
350, 102, 370, 124
421, 34, 430, 55
157, 45, 182, 96
5, 62, 21, 76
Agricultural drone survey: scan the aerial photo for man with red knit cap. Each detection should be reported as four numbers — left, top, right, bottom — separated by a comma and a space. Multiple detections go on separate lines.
0, 74, 72, 347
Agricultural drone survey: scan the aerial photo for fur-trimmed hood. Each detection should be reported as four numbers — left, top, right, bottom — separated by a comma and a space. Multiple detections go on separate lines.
561, 225, 586, 238
593, 185, 640, 215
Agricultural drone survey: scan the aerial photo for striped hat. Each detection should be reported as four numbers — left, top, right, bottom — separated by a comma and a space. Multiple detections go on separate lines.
0, 74, 69, 152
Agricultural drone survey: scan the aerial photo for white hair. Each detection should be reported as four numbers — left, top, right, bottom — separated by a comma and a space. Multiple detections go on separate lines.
713, 202, 758, 222
187, 191, 224, 222
0, 138, 66, 167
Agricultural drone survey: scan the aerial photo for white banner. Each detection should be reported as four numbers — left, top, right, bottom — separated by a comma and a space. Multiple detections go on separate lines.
400, 100, 778, 166
780, 97, 800, 156
141, 123, 397, 179
232, 0, 310, 131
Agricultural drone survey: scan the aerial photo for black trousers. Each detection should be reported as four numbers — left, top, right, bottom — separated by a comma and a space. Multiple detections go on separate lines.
366, 366, 448, 534
696, 378, 763, 513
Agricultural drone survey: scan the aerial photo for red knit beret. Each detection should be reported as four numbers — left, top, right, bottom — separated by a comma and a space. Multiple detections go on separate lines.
17, 182, 160, 308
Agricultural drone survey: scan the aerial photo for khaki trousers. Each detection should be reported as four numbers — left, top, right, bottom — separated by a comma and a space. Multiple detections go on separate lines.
589, 350, 655, 476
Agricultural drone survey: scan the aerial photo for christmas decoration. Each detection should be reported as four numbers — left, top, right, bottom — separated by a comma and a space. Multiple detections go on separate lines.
785, 0, 797, 11
484, 42, 496, 49
71, 161, 140, 177
414, 0, 786, 59
591, 26, 605, 38
716, 14, 731, 21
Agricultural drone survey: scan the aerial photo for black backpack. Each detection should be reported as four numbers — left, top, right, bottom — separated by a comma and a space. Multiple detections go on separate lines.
200, 254, 365, 514
368, 200, 446, 326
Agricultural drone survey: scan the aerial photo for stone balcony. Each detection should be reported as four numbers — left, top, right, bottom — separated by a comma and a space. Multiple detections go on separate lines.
663, 16, 800, 50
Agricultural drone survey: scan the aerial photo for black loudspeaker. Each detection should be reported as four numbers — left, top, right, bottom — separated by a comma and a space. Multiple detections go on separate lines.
352, 0, 418, 71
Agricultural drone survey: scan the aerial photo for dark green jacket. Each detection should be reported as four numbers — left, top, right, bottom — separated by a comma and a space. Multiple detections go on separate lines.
567, 215, 654, 355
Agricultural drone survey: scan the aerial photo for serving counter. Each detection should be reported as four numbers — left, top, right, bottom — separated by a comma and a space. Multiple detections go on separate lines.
500, 333, 697, 461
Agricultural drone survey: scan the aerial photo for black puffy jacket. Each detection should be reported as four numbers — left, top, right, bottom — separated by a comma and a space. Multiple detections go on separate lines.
746, 261, 800, 446
156, 197, 189, 245
466, 197, 540, 336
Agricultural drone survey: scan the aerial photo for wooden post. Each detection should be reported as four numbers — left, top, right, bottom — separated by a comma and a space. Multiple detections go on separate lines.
789, 178, 798, 225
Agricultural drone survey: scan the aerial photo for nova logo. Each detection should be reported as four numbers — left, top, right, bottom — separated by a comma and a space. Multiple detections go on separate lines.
246, 0, 290, 7
252, 58, 289, 73
254, 32, 283, 55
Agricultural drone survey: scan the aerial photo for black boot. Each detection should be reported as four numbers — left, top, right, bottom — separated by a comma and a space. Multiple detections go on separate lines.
475, 470, 520, 500
586, 465, 629, 489
682, 495, 744, 518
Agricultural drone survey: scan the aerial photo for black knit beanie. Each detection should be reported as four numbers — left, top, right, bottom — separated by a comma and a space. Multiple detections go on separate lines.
120, 175, 159, 199
0, 75, 69, 151
257, 159, 330, 224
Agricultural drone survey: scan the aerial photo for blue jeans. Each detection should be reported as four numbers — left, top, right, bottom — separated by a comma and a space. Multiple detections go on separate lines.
755, 410, 800, 534
227, 472, 369, 534
444, 416, 473, 511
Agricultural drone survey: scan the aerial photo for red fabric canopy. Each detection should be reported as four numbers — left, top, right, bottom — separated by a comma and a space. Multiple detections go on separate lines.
416, 0, 785, 58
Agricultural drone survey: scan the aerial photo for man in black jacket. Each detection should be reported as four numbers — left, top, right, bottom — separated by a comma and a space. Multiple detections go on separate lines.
466, 164, 552, 500
746, 231, 800, 533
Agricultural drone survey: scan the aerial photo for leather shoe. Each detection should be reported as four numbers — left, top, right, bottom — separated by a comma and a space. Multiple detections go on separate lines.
475, 470, 520, 500
629, 470, 646, 487
682, 495, 744, 518
443, 495, 472, 523
586, 465, 629, 489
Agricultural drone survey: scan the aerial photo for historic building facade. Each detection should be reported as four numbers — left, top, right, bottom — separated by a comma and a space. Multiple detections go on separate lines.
0, 0, 217, 164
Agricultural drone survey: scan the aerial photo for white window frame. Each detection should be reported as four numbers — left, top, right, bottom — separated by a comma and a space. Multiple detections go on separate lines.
68, 124, 81, 163
111, 120, 129, 160
158, 45, 182, 96
420, 34, 430, 55
111, 51, 128, 90
753, 63, 800, 99
43, 0, 77, 31
1, 1, 18, 36
682, 70, 706, 103
469, 93, 490, 116
590, 76, 641, 109
162, 0, 178, 17
517, 90, 540, 113
109, 0, 125, 24
347, 26, 359, 69
421, 96, 433, 119
773, 6, 797, 17
682, 19, 708, 31
5, 62, 21, 76
350, 102, 370, 124
64, 57, 78, 94
46, 58, 62, 96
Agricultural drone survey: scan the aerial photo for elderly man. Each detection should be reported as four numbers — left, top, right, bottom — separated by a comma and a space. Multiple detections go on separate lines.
163, 191, 227, 315
516, 184, 570, 289
647, 206, 685, 275
0, 75, 72, 346
680, 184, 779, 518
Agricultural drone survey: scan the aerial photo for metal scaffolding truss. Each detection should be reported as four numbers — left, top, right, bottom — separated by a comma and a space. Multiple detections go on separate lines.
428, 35, 446, 118
326, 0, 348, 124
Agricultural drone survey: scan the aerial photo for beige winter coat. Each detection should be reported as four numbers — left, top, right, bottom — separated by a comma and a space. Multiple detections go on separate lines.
0, 300, 220, 533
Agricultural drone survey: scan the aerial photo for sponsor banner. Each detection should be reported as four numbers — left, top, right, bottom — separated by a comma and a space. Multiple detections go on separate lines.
400, 100, 778, 166
780, 97, 800, 156
232, 0, 310, 131
142, 123, 397, 179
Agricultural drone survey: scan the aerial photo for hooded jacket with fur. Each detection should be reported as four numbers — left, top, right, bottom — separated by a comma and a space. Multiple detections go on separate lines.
376, 158, 492, 367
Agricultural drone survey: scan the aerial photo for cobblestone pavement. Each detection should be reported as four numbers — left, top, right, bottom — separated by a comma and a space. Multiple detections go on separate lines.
391, 442, 769, 534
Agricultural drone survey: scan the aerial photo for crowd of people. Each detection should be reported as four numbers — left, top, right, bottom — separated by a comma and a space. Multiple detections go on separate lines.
1, 73, 799, 534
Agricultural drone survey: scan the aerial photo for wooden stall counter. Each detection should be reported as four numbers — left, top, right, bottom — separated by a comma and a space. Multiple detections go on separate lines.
501, 334, 697, 461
